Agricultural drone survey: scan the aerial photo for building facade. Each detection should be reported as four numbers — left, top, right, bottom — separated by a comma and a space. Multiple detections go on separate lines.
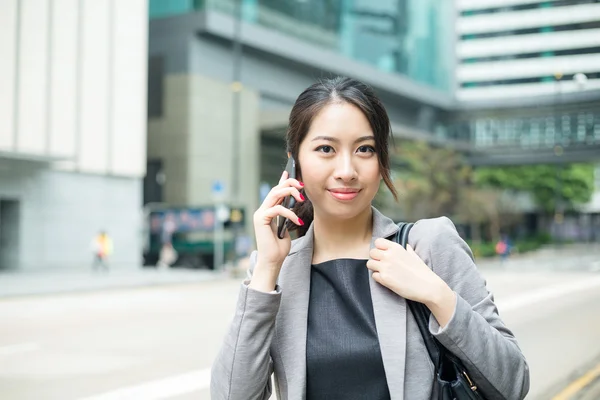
450, 0, 600, 170
147, 0, 600, 245
456, 0, 600, 102
0, 0, 148, 270
147, 0, 458, 230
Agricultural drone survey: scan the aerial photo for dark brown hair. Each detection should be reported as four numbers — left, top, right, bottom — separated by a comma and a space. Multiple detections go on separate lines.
286, 77, 398, 236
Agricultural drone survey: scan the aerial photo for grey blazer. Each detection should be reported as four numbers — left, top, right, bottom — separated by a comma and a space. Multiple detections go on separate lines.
211, 207, 530, 400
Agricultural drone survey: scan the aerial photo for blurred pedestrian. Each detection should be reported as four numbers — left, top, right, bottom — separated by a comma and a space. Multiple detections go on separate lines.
161, 212, 177, 244
91, 231, 113, 272
211, 77, 529, 400
496, 235, 512, 264
157, 242, 178, 269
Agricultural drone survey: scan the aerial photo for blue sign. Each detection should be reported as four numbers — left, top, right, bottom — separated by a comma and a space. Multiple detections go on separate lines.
212, 180, 224, 195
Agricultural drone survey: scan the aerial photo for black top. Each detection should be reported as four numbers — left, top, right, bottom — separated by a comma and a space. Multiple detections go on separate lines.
306, 258, 391, 400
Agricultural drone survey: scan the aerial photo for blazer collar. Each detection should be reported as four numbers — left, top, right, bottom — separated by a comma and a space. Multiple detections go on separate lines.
278, 206, 407, 400
288, 206, 399, 255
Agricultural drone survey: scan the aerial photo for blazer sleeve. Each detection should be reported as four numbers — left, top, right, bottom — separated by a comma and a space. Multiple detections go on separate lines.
414, 217, 530, 400
210, 250, 281, 400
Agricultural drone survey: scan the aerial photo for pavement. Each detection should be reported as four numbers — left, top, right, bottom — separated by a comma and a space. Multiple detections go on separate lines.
474, 243, 600, 272
547, 355, 600, 400
1, 243, 600, 400
1, 243, 598, 299
0, 267, 231, 298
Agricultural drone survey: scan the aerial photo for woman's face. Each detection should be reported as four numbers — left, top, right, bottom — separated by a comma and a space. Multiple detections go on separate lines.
298, 102, 381, 221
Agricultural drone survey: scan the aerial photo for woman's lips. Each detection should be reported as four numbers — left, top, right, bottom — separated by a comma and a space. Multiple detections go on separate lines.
327, 189, 361, 201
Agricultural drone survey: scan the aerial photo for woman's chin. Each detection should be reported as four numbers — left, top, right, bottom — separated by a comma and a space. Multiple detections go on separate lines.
316, 201, 372, 221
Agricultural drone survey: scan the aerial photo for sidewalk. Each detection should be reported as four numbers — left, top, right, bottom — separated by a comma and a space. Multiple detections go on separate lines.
475, 243, 600, 272
0, 267, 229, 299
1, 243, 598, 299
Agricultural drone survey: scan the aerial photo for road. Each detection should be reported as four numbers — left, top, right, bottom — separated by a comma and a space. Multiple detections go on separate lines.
1, 256, 599, 399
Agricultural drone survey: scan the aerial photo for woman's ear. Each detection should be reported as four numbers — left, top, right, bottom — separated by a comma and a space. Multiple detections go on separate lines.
287, 151, 291, 159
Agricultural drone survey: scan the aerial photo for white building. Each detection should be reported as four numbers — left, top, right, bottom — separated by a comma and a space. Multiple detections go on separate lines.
456, 0, 600, 102
0, 0, 148, 270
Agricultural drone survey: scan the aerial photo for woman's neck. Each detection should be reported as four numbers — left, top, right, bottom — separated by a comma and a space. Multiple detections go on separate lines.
311, 206, 374, 264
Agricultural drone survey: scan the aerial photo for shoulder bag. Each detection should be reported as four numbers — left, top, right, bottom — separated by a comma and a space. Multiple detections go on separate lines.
395, 222, 485, 400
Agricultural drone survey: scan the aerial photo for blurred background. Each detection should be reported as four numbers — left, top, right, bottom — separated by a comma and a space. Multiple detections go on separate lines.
1, 0, 600, 399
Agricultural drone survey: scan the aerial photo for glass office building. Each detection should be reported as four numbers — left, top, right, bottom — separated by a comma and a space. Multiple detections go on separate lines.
456, 0, 600, 101
149, 0, 454, 92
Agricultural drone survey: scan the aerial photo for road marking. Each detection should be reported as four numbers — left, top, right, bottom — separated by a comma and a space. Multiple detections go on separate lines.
552, 363, 600, 400
497, 276, 600, 312
77, 275, 600, 400
0, 342, 40, 356
78, 368, 211, 400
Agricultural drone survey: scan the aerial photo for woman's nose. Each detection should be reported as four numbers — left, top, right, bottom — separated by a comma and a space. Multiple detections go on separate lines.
333, 156, 358, 182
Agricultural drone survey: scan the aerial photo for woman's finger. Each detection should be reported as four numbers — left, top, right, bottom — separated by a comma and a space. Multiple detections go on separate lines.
260, 205, 303, 226
281, 177, 303, 190
263, 186, 305, 209
372, 271, 382, 283
369, 248, 385, 261
374, 237, 393, 250
366, 258, 381, 272
278, 170, 288, 185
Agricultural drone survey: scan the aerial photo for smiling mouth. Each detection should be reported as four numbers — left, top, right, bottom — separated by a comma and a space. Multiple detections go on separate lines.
327, 189, 361, 201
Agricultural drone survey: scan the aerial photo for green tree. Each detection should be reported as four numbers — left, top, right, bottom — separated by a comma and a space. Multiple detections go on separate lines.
382, 140, 513, 241
474, 164, 595, 213
392, 140, 467, 220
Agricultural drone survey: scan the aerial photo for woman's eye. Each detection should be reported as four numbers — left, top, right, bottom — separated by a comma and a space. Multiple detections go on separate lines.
357, 145, 375, 153
316, 145, 334, 154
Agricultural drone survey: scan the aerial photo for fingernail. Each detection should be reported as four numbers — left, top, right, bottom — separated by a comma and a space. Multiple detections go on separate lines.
299, 181, 304, 187
299, 193, 305, 201
298, 218, 304, 226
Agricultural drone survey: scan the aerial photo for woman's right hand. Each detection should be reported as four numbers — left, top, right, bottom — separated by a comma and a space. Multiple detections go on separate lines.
251, 171, 305, 280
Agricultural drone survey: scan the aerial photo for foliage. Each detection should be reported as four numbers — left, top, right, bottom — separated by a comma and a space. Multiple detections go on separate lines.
389, 140, 518, 242
392, 140, 470, 219
474, 164, 595, 213
467, 233, 552, 259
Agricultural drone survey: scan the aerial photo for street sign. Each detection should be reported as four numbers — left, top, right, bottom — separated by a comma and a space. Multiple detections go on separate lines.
212, 180, 225, 200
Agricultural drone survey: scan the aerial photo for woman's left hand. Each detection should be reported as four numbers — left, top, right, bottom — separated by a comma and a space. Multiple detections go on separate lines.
367, 238, 452, 307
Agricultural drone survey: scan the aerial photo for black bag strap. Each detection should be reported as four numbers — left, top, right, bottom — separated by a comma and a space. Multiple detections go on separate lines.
395, 223, 484, 399
395, 223, 443, 370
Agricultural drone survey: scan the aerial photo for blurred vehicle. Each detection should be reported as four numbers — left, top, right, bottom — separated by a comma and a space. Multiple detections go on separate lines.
142, 204, 245, 269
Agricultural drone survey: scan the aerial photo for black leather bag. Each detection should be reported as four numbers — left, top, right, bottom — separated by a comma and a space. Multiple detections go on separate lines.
395, 222, 485, 400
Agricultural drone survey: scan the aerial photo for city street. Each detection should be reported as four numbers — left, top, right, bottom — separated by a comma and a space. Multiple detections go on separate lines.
3, 1, 600, 400
1, 247, 599, 400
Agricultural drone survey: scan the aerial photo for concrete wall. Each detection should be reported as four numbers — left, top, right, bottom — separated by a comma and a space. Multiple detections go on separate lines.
148, 75, 192, 206
0, 0, 148, 178
0, 0, 148, 270
148, 74, 261, 234
0, 160, 142, 271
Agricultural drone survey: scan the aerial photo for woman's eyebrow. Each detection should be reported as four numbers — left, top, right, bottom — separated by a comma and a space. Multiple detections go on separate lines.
311, 135, 375, 143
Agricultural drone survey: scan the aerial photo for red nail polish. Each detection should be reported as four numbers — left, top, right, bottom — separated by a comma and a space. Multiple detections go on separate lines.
298, 218, 304, 226
299, 193, 305, 201
299, 181, 304, 187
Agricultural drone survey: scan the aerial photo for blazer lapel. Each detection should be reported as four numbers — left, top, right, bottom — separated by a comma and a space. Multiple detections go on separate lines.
276, 225, 314, 399
369, 208, 406, 400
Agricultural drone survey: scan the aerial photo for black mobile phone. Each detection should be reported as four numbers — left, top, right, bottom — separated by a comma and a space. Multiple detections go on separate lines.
277, 156, 297, 239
